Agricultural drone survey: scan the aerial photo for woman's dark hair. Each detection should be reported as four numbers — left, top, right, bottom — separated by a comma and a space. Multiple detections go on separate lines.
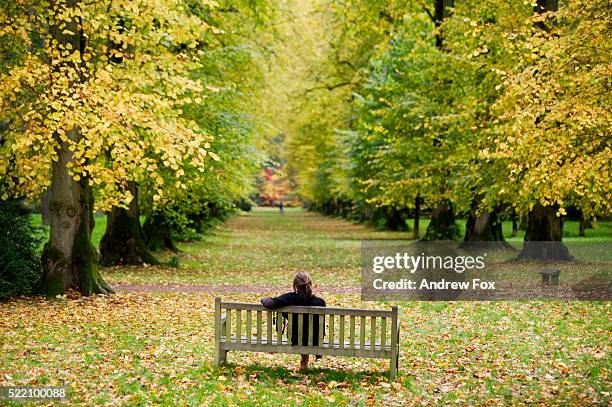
293, 272, 313, 298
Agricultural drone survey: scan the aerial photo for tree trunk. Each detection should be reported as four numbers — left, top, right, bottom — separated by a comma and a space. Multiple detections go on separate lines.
534, 0, 559, 30
516, 0, 569, 261
99, 182, 158, 266
422, 200, 459, 240
518, 203, 571, 260
143, 211, 178, 252
40, 134, 112, 295
578, 212, 586, 237
412, 195, 421, 240
39, 0, 111, 296
386, 207, 409, 231
40, 189, 51, 225
511, 213, 519, 237
433, 0, 454, 48
461, 203, 512, 250
422, 3, 456, 241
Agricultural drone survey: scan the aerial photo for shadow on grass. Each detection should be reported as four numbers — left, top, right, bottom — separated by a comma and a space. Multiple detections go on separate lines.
216, 362, 389, 386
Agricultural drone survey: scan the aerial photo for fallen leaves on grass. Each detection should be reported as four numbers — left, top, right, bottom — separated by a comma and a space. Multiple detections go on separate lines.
1, 292, 610, 405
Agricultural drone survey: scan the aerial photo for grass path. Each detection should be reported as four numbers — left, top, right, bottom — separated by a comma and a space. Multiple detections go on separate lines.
104, 207, 409, 288
1, 208, 610, 405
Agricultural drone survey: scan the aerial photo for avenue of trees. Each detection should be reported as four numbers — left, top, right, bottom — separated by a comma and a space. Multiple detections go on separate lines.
0, 0, 273, 295
0, 0, 610, 297
272, 0, 610, 258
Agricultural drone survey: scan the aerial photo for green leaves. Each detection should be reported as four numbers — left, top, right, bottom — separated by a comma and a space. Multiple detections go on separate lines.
276, 0, 609, 222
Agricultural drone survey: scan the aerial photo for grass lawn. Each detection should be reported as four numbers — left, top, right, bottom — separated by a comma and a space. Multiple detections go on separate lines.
3, 208, 609, 405
94, 208, 611, 287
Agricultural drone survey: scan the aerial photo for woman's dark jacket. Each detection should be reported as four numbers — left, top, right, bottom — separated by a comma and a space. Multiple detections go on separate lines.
261, 293, 326, 346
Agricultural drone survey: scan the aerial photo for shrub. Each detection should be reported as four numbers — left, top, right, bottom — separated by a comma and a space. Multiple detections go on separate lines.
0, 200, 42, 300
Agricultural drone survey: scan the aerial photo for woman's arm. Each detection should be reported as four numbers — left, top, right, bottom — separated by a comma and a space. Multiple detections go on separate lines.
260, 293, 296, 309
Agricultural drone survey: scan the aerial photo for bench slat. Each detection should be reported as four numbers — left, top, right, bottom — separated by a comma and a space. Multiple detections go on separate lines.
287, 313, 293, 343
318, 313, 324, 347
221, 302, 392, 317
297, 314, 303, 346
221, 336, 392, 358
246, 310, 252, 344
256, 311, 262, 344
360, 316, 366, 350
339, 315, 345, 349
276, 311, 282, 344
225, 309, 232, 343
381, 317, 386, 349
370, 316, 376, 350
221, 336, 391, 349
236, 310, 242, 341
349, 316, 355, 349
267, 311, 273, 344
308, 314, 314, 346
329, 314, 335, 347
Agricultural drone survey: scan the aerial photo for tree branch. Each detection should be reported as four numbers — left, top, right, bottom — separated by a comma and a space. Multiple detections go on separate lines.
301, 80, 353, 96
421, 3, 436, 23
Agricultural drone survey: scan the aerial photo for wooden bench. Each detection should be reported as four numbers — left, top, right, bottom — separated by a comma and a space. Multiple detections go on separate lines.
214, 297, 400, 379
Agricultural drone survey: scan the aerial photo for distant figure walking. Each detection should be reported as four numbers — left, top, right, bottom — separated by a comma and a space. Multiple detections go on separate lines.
279, 201, 284, 215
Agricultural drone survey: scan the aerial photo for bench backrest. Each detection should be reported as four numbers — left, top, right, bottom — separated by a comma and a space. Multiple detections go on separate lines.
215, 297, 398, 354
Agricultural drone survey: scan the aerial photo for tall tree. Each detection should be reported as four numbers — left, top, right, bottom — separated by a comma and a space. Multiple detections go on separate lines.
99, 182, 158, 266
487, 0, 610, 259
419, 0, 459, 241
40, 0, 111, 294
0, 0, 215, 294
517, 0, 568, 260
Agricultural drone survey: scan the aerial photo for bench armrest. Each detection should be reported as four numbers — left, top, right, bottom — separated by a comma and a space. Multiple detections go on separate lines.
221, 315, 227, 333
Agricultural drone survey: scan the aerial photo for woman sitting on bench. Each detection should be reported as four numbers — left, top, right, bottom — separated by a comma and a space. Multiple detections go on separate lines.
261, 271, 326, 370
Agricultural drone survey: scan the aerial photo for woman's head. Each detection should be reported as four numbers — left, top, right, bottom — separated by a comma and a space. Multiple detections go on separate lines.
293, 272, 313, 298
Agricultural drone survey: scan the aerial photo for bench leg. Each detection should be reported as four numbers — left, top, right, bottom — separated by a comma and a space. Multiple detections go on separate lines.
215, 350, 228, 366
389, 355, 397, 380
389, 338, 399, 379
215, 348, 228, 366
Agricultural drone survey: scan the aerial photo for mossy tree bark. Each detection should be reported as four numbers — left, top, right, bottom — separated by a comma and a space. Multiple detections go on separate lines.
143, 211, 178, 252
99, 182, 158, 266
518, 203, 571, 260
40, 134, 112, 295
422, 200, 459, 241
39, 0, 111, 296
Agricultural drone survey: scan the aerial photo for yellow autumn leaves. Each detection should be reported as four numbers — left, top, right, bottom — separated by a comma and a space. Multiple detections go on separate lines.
0, 0, 222, 210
